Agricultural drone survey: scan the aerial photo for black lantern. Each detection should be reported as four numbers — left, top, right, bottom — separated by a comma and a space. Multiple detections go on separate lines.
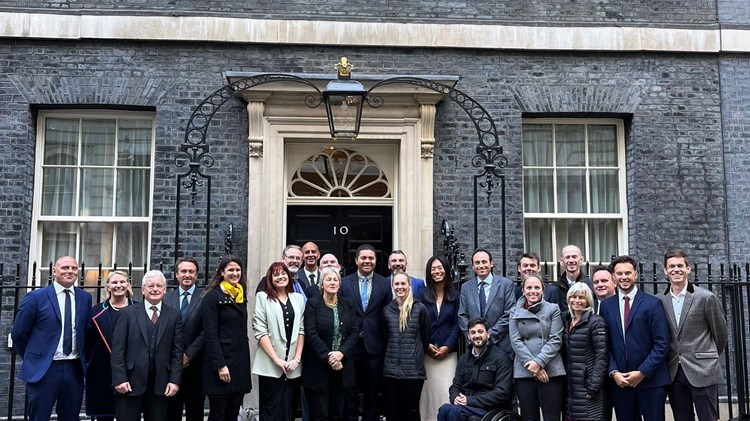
322, 57, 366, 141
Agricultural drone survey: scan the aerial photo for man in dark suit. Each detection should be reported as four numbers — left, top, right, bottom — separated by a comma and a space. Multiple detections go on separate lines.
12, 256, 92, 421
600, 255, 670, 421
458, 248, 515, 357
340, 244, 392, 421
592, 265, 616, 315
164, 258, 205, 421
301, 241, 322, 288
256, 244, 315, 298
386, 250, 425, 300
659, 249, 728, 421
112, 270, 183, 421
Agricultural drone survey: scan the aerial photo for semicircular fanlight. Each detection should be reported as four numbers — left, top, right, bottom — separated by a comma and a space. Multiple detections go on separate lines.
289, 149, 391, 198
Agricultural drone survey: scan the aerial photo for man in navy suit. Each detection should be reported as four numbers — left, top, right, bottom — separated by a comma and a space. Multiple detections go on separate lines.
600, 255, 670, 421
340, 244, 392, 421
12, 256, 92, 421
386, 250, 425, 300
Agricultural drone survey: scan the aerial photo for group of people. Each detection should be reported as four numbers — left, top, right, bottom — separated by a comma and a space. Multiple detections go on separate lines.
10, 242, 728, 421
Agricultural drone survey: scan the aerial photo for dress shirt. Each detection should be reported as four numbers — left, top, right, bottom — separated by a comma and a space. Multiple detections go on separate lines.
670, 284, 687, 327
357, 272, 373, 304
53, 281, 78, 360
305, 269, 318, 286
145, 301, 163, 320
478, 273, 493, 299
179, 284, 196, 306
618, 287, 638, 336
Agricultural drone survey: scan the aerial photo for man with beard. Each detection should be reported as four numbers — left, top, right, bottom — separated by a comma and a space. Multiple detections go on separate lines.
386, 250, 425, 299
256, 245, 314, 298
437, 317, 514, 421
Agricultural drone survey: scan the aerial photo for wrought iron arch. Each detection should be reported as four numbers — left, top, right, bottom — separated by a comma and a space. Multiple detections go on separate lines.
175, 73, 509, 279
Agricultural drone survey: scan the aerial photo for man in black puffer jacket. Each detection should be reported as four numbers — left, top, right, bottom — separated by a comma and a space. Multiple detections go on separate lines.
437, 318, 514, 421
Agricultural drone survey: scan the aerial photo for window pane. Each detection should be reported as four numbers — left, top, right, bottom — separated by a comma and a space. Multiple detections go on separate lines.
41, 222, 77, 265
79, 222, 113, 266
557, 169, 587, 213
523, 124, 553, 166
118, 119, 153, 167
42, 167, 77, 216
115, 222, 149, 265
524, 219, 553, 263
588, 219, 619, 263
555, 219, 586, 257
80, 168, 114, 216
590, 170, 620, 213
523, 169, 553, 212
588, 125, 618, 167
81, 119, 116, 166
555, 124, 585, 166
116, 169, 150, 216
44, 118, 79, 165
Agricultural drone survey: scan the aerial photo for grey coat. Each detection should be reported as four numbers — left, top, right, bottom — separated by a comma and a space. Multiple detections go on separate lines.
458, 274, 516, 356
509, 298, 566, 378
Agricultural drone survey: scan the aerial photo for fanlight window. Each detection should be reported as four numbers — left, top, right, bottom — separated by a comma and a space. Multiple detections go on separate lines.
289, 149, 391, 198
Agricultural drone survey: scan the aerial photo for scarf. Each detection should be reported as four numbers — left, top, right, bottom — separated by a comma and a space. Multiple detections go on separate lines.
221, 280, 244, 303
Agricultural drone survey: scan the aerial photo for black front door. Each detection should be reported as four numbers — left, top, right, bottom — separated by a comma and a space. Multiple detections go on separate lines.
286, 205, 392, 276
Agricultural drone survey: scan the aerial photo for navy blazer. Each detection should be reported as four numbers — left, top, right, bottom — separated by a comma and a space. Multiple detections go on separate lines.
600, 290, 671, 389
387, 275, 426, 301
12, 283, 92, 382
423, 298, 460, 351
340, 272, 392, 355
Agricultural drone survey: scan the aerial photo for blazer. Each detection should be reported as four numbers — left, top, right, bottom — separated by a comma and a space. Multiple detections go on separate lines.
340, 272, 392, 355
252, 291, 305, 379
111, 301, 183, 396
600, 290, 671, 389
302, 294, 360, 391
164, 287, 204, 380
509, 298, 566, 378
458, 274, 515, 355
423, 297, 460, 351
12, 283, 92, 382
659, 283, 728, 387
202, 288, 252, 396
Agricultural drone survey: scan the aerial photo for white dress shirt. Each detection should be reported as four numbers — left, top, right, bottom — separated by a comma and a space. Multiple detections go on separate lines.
53, 281, 78, 360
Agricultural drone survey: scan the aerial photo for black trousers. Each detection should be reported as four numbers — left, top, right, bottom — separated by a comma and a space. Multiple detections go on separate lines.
516, 376, 565, 421
667, 365, 719, 421
305, 371, 345, 421
346, 343, 384, 421
115, 372, 168, 421
166, 372, 206, 421
383, 377, 424, 421
207, 393, 244, 421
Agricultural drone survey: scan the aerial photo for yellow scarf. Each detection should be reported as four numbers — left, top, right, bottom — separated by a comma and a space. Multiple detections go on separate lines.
221, 281, 244, 303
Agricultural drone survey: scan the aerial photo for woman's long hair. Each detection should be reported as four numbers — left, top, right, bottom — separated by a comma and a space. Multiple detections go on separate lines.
204, 255, 248, 296
394, 272, 414, 332
262, 262, 294, 301
423, 256, 456, 304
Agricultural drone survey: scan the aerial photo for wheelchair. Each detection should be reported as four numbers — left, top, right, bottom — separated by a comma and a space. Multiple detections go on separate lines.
467, 408, 521, 421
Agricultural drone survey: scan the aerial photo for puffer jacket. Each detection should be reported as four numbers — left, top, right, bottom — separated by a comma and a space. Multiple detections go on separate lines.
383, 300, 431, 379
563, 311, 609, 421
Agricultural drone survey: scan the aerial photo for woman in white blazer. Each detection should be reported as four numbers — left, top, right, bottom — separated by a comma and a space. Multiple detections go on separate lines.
252, 261, 305, 421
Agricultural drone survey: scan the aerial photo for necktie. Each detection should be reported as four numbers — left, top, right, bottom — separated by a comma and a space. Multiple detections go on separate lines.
623, 296, 630, 331
309, 274, 316, 286
151, 305, 159, 325
63, 289, 72, 355
360, 277, 368, 310
180, 291, 190, 319
479, 281, 487, 316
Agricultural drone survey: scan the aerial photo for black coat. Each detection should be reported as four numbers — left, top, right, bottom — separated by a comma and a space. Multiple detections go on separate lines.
111, 301, 183, 396
563, 311, 609, 420
164, 287, 204, 382
84, 300, 133, 416
301, 294, 359, 391
382, 300, 431, 380
449, 342, 514, 411
202, 288, 252, 396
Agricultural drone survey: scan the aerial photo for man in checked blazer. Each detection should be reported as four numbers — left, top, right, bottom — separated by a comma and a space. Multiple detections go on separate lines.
458, 248, 515, 357
659, 248, 728, 421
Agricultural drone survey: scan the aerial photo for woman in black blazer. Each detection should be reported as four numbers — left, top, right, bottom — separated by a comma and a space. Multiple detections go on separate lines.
202, 255, 252, 421
302, 267, 360, 421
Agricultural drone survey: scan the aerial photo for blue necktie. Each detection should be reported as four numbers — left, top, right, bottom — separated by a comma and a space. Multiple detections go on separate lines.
360, 277, 368, 310
63, 289, 72, 355
180, 291, 190, 319
478, 281, 487, 317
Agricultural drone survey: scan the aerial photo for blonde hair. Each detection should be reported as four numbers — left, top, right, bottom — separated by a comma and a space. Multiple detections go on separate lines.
566, 282, 594, 316
393, 272, 414, 332
104, 270, 134, 299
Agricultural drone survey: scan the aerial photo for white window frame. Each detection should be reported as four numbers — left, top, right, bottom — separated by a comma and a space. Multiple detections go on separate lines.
28, 110, 156, 285
522, 118, 628, 268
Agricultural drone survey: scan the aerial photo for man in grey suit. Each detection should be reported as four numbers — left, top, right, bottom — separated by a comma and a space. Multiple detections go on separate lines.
458, 248, 515, 356
112, 270, 183, 421
659, 248, 728, 421
164, 257, 205, 421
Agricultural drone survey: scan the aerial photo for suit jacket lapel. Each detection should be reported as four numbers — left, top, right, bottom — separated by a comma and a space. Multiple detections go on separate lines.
677, 291, 694, 335
46, 285, 62, 321
625, 291, 645, 333
662, 294, 678, 332
349, 276, 365, 313
486, 278, 501, 306
135, 303, 150, 344
155, 306, 169, 346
